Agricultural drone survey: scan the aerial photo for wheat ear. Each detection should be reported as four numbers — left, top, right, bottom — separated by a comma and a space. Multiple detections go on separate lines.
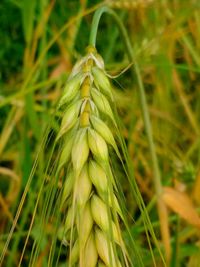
57, 46, 129, 267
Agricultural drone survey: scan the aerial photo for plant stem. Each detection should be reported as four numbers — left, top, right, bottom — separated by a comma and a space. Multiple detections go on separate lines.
89, 7, 133, 61
89, 6, 171, 264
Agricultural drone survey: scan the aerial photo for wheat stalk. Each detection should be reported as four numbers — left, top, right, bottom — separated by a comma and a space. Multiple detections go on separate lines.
57, 46, 130, 267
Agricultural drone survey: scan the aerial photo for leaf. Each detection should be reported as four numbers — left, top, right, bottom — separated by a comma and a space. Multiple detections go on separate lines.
162, 187, 200, 228
22, 0, 37, 44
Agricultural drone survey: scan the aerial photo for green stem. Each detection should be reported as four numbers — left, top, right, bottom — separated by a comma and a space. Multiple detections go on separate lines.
89, 7, 133, 62
90, 6, 170, 263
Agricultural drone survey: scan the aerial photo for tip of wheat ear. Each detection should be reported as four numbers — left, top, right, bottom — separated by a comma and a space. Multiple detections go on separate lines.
57, 47, 129, 267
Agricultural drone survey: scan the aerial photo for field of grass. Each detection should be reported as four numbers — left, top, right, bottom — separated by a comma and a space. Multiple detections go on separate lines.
1, 0, 200, 266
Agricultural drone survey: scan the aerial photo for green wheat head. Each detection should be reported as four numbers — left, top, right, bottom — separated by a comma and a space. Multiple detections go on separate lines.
57, 46, 130, 267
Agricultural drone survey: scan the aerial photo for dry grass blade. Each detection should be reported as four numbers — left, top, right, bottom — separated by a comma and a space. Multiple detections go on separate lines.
163, 187, 200, 228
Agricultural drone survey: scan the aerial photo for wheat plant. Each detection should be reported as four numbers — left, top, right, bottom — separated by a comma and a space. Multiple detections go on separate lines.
0, 5, 164, 267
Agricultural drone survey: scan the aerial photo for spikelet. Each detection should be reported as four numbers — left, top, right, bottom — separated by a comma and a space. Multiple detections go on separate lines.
57, 46, 129, 267
59, 73, 83, 107
83, 233, 98, 267
88, 128, 108, 162
88, 160, 108, 193
75, 164, 92, 207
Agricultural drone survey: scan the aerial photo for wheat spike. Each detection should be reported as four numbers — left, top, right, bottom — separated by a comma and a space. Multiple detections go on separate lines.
58, 46, 129, 267
108, 0, 154, 10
